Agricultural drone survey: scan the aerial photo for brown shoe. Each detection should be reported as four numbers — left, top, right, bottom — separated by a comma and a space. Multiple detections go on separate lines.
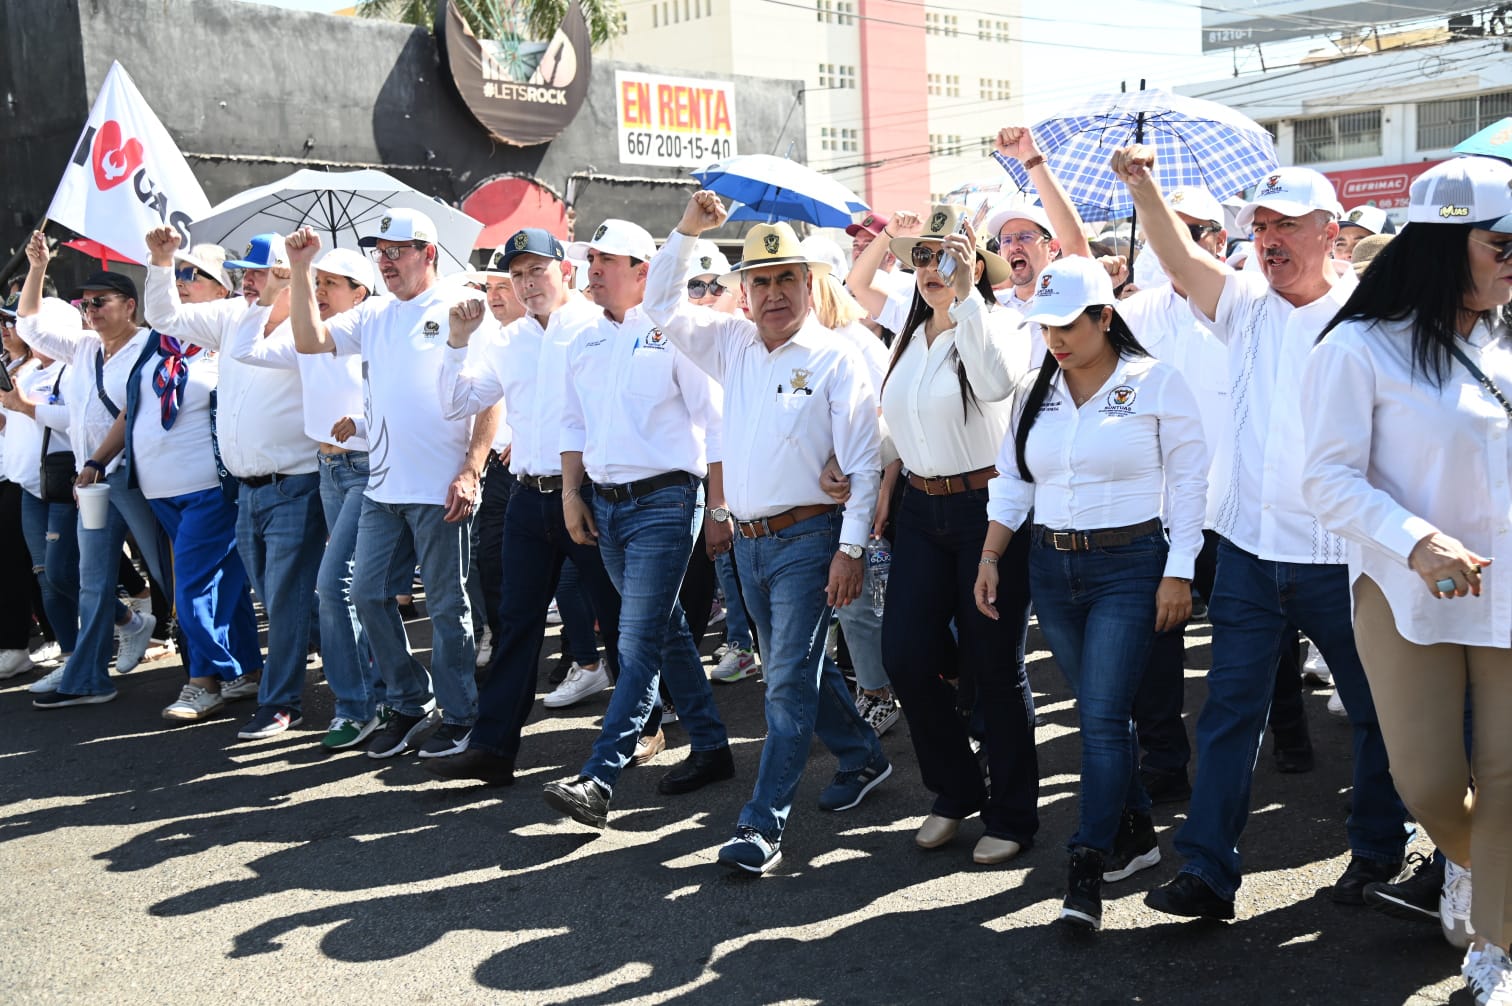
632, 728, 665, 767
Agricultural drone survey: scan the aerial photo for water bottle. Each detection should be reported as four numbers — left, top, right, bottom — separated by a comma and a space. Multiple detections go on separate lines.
866, 537, 891, 618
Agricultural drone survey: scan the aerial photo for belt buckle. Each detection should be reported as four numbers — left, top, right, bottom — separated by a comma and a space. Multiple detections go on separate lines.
926, 476, 951, 496
1051, 530, 1077, 551
741, 517, 771, 539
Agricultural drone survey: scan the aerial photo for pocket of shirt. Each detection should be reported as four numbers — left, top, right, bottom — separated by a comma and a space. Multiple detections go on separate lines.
626, 348, 676, 402
775, 391, 813, 439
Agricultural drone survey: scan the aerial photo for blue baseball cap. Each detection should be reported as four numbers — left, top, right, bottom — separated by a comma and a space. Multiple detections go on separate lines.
225, 233, 287, 270
494, 228, 565, 270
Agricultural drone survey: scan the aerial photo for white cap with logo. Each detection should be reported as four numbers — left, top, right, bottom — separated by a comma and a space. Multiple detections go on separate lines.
684, 239, 733, 281
1339, 204, 1389, 235
1406, 156, 1512, 232
1021, 256, 1117, 327
1165, 186, 1225, 227
565, 219, 658, 263
1236, 168, 1343, 232
315, 248, 377, 290
359, 207, 440, 247
985, 199, 1054, 241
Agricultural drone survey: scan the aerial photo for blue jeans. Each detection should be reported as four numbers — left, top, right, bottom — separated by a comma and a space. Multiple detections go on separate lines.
236, 473, 325, 712
318, 452, 380, 721
352, 498, 476, 725
732, 509, 884, 842
1175, 539, 1408, 899
1031, 528, 1167, 853
61, 469, 173, 696
555, 558, 602, 667
20, 491, 80, 653
582, 479, 729, 790
714, 550, 754, 651
150, 488, 261, 681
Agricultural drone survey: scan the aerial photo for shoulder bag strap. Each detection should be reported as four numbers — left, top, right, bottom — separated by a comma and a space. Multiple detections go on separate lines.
1449, 342, 1512, 420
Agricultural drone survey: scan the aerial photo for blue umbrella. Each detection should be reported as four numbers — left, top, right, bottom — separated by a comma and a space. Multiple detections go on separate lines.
997, 88, 1280, 222
693, 154, 868, 228
1454, 117, 1512, 162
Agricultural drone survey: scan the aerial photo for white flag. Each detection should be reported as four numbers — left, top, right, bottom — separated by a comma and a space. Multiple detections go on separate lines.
45, 61, 210, 265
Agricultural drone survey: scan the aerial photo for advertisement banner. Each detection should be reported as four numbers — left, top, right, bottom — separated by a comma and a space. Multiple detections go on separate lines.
616, 70, 738, 168
1323, 159, 1445, 211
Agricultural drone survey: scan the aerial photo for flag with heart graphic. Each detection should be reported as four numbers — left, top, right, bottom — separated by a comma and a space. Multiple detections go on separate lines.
45, 61, 209, 266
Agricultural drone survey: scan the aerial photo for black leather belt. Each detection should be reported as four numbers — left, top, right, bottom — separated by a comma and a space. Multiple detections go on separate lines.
239, 472, 305, 489
1034, 517, 1164, 552
519, 473, 563, 493
594, 470, 695, 504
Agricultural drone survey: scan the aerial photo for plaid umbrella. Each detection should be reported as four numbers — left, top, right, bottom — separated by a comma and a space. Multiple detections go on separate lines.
997, 88, 1279, 222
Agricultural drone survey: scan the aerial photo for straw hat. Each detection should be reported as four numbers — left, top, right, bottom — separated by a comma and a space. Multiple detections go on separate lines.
720, 223, 832, 286
889, 203, 1010, 285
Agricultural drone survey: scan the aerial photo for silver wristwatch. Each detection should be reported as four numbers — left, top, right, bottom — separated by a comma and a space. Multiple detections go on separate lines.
838, 543, 864, 559
708, 505, 731, 523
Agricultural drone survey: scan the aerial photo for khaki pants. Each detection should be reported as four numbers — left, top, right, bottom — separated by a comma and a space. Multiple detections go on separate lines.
1353, 575, 1512, 945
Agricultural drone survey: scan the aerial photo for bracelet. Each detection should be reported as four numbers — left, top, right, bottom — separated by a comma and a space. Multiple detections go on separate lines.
83, 459, 106, 474
1023, 154, 1045, 170
562, 487, 581, 502
979, 556, 998, 567
981, 547, 1001, 558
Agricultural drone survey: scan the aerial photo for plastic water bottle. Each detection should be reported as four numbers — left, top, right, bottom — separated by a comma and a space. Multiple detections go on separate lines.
866, 537, 891, 618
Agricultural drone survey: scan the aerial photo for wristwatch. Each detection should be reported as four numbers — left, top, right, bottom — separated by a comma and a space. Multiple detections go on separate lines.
838, 543, 864, 559
708, 505, 731, 523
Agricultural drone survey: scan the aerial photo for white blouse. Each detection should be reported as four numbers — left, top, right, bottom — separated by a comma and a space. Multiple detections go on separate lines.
988, 354, 1210, 579
1303, 315, 1512, 647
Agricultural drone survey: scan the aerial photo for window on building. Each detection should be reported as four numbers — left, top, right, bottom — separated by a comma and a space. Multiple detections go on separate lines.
976, 18, 1010, 43
820, 126, 834, 152
925, 11, 939, 35
927, 73, 940, 96
839, 65, 856, 89
928, 133, 943, 155
945, 74, 960, 98
836, 2, 854, 25
1417, 91, 1512, 150
1294, 109, 1382, 164
816, 0, 830, 23
980, 135, 996, 156
653, 5, 658, 27
684, 0, 691, 21
616, 10, 628, 31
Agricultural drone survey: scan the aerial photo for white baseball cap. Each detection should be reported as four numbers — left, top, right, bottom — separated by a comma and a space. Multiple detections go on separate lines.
798, 235, 848, 278
1339, 204, 1389, 235
565, 219, 658, 263
1165, 186, 1225, 227
986, 200, 1054, 242
1236, 168, 1343, 232
359, 207, 440, 247
684, 239, 733, 281
1021, 256, 1116, 327
1406, 156, 1512, 231
172, 244, 234, 292
314, 248, 376, 290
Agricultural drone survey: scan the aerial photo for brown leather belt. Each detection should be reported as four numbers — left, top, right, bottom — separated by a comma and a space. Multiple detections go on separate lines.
520, 473, 563, 493
735, 503, 837, 539
1034, 517, 1164, 552
905, 465, 997, 496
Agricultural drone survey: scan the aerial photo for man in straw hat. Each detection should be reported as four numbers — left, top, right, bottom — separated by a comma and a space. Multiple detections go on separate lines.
644, 190, 890, 875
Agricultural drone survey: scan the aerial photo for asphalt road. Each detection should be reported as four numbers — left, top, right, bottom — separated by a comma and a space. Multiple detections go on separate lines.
0, 611, 1471, 1005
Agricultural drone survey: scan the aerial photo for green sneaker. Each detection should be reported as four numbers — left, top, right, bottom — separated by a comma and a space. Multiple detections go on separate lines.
321, 714, 379, 751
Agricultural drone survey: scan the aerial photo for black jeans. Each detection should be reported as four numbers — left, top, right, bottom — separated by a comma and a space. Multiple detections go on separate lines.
475, 455, 515, 637
0, 481, 40, 649
882, 485, 1040, 844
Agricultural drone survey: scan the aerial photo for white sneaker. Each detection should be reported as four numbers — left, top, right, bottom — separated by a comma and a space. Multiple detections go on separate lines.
28, 665, 65, 694
1443, 860, 1476, 950
161, 683, 226, 722
711, 647, 759, 683
220, 674, 261, 702
1301, 639, 1332, 686
1326, 689, 1347, 718
0, 649, 35, 680
475, 627, 494, 667
28, 641, 62, 668
1464, 944, 1512, 1005
114, 612, 157, 673
545, 599, 563, 625
542, 662, 611, 708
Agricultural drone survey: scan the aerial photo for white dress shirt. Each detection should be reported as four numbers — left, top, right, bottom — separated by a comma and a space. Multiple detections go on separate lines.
833, 320, 889, 392
988, 354, 1209, 579
880, 293, 1027, 477
224, 304, 370, 453
127, 349, 223, 500
326, 284, 493, 506
437, 295, 600, 479
17, 316, 150, 476
647, 230, 882, 546
2, 360, 47, 494
1303, 316, 1512, 647
143, 266, 317, 478
1194, 270, 1354, 564
560, 302, 720, 484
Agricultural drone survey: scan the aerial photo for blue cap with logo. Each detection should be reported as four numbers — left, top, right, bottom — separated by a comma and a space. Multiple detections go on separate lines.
225, 233, 288, 269
494, 228, 565, 270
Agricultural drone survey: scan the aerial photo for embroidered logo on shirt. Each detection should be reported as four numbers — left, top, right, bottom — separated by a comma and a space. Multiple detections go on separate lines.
791, 367, 811, 391
1099, 385, 1137, 416
643, 328, 667, 348
422, 320, 440, 338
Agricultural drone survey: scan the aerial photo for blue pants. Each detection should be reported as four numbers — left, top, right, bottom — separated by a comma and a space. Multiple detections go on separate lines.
1175, 539, 1408, 899
715, 550, 754, 652
317, 452, 380, 722
20, 490, 80, 653
581, 479, 729, 790
733, 509, 883, 842
149, 487, 260, 682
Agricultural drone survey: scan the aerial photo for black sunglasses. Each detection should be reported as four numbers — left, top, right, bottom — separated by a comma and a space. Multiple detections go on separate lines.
1187, 222, 1220, 242
687, 278, 725, 297
78, 295, 122, 310
175, 266, 215, 284
909, 245, 948, 269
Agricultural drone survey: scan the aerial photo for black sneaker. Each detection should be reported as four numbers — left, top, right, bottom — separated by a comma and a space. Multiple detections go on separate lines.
1363, 851, 1443, 923
1140, 769, 1191, 805
1103, 810, 1161, 883
1331, 854, 1403, 905
417, 723, 471, 759
1145, 872, 1235, 920
365, 708, 440, 759
1058, 847, 1105, 931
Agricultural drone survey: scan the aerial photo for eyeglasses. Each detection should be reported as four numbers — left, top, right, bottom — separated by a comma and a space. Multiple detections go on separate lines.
909, 245, 948, 269
368, 243, 428, 262
997, 230, 1048, 248
174, 267, 215, 284
78, 295, 121, 310
1470, 236, 1512, 263
687, 278, 725, 297
1187, 223, 1220, 242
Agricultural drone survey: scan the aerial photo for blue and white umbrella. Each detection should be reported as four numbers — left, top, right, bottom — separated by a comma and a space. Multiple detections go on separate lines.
693, 154, 868, 228
1454, 116, 1512, 162
997, 88, 1279, 222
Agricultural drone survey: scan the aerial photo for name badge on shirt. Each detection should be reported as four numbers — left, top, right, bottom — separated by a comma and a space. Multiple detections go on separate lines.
410, 310, 448, 352
1099, 385, 1138, 417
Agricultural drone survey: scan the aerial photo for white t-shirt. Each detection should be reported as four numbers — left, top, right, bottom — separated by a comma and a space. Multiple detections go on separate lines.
2, 360, 50, 494
128, 345, 223, 500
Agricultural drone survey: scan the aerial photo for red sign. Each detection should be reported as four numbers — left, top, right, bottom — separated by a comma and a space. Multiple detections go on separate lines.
1323, 160, 1445, 211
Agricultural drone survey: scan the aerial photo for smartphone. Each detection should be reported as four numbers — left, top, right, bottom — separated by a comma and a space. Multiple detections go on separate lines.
937, 200, 993, 281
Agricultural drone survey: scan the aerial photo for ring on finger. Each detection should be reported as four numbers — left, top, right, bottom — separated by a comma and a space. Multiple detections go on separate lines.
1435, 577, 1458, 593
1467, 564, 1482, 577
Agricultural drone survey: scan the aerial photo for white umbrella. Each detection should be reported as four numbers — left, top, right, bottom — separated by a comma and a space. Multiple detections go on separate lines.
190, 169, 484, 276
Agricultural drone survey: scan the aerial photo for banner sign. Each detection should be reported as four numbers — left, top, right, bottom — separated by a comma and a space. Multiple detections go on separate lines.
616, 70, 737, 167
46, 61, 210, 263
441, 0, 591, 147
1323, 159, 1445, 211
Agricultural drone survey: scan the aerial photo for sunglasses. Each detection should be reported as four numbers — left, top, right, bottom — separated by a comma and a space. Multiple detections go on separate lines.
687, 278, 725, 297
174, 266, 215, 284
78, 295, 122, 310
909, 245, 951, 269
1187, 223, 1221, 242
1470, 236, 1512, 263
368, 243, 428, 262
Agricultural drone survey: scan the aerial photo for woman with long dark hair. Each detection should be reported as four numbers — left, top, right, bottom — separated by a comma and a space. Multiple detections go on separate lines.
878, 203, 1042, 864
1303, 155, 1512, 1003
974, 256, 1208, 931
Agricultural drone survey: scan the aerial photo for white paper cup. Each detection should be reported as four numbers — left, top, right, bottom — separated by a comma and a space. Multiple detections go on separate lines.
76, 483, 112, 530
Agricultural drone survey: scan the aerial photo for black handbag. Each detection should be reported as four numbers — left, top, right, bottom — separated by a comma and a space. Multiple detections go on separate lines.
38, 367, 75, 504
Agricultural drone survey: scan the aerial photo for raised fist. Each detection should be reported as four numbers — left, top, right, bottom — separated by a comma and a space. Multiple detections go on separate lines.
678, 190, 729, 236
25, 231, 50, 270
995, 126, 1041, 164
1110, 145, 1157, 188
145, 226, 181, 267
285, 227, 322, 268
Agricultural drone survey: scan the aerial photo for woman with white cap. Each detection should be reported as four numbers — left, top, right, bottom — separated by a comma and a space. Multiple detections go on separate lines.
975, 255, 1208, 931
1303, 155, 1512, 1004
878, 203, 1042, 863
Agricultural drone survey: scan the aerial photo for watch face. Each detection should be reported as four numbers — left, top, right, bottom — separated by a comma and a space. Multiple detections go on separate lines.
840, 544, 863, 558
